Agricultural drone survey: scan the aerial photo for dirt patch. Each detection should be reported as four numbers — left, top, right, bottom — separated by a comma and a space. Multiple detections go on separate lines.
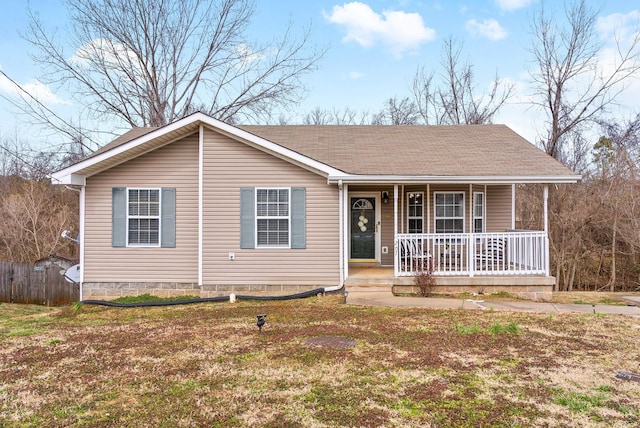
304, 336, 357, 349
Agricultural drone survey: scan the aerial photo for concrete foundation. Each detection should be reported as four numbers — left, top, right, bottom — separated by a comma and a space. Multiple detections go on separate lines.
81, 282, 323, 300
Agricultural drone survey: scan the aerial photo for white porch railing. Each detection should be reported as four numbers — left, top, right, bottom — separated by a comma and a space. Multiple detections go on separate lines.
394, 231, 548, 277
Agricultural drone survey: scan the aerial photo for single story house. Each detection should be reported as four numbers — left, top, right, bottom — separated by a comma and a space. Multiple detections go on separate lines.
51, 112, 579, 301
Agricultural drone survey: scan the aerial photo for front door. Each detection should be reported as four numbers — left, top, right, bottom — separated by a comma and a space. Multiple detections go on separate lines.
350, 196, 378, 260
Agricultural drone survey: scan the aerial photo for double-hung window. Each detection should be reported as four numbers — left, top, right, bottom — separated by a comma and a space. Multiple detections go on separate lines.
407, 192, 424, 233
473, 192, 485, 233
112, 187, 175, 248
256, 188, 290, 247
240, 187, 305, 249
128, 188, 160, 246
434, 192, 464, 233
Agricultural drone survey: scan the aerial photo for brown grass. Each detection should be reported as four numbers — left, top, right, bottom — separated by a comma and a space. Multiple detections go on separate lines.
1, 296, 639, 427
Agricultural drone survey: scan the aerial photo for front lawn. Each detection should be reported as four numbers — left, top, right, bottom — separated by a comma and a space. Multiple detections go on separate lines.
1, 297, 638, 427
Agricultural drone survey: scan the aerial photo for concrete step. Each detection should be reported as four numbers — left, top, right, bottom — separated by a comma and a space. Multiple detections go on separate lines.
346, 277, 395, 286
346, 284, 392, 292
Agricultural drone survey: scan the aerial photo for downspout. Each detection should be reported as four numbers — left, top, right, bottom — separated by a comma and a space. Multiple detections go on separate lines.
326, 180, 346, 293
338, 180, 344, 287
79, 185, 86, 301
198, 125, 204, 286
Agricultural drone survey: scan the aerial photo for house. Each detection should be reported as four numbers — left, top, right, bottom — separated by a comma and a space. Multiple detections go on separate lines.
51, 112, 579, 301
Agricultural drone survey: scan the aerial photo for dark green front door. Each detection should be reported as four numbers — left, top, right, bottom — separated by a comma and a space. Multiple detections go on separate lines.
350, 197, 376, 259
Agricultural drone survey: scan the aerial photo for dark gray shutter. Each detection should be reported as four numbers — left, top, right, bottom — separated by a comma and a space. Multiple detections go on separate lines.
112, 187, 126, 247
161, 188, 176, 248
240, 188, 255, 249
291, 187, 306, 249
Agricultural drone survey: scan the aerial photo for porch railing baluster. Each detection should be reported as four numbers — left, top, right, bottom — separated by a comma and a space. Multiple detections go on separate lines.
395, 231, 548, 277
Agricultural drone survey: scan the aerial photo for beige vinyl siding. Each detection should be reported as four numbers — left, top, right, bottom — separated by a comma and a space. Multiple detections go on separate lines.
201, 127, 340, 286
83, 135, 199, 282
486, 185, 512, 232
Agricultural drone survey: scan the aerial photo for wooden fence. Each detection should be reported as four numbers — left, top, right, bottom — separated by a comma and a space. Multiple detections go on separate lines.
0, 261, 79, 306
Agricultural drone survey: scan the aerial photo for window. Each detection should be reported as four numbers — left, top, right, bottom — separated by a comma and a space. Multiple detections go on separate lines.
240, 187, 305, 249
256, 188, 290, 247
128, 189, 160, 246
407, 192, 424, 233
112, 187, 175, 248
434, 192, 464, 233
473, 192, 484, 233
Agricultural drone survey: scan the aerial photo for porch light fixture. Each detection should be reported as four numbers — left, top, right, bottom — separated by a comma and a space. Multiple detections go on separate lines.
382, 191, 389, 204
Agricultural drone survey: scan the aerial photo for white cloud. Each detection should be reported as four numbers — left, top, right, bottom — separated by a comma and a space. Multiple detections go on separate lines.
597, 10, 640, 41
465, 18, 507, 40
0, 66, 69, 105
494, 0, 537, 12
71, 38, 148, 79
324, 2, 436, 58
348, 71, 365, 79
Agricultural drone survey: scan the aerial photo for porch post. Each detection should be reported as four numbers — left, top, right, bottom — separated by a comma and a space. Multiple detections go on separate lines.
543, 184, 550, 276
393, 184, 398, 277
512, 184, 516, 230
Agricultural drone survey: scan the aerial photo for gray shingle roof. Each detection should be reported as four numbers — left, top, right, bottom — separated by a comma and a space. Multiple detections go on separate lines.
86, 122, 575, 178
239, 124, 574, 177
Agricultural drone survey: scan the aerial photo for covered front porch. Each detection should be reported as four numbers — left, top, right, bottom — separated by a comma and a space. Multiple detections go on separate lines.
339, 182, 554, 296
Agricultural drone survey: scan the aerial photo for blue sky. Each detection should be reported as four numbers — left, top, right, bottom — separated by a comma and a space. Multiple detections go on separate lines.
1, 0, 639, 149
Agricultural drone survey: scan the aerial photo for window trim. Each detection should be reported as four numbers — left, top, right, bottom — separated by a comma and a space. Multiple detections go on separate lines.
406, 191, 424, 234
473, 191, 485, 233
126, 187, 161, 247
255, 187, 291, 248
433, 191, 465, 234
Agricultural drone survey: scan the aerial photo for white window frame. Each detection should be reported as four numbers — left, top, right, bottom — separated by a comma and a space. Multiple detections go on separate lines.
255, 187, 291, 248
434, 191, 465, 234
473, 191, 485, 233
127, 188, 161, 247
406, 192, 424, 233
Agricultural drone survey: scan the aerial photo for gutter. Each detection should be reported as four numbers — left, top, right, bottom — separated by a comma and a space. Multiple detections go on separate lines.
327, 174, 581, 185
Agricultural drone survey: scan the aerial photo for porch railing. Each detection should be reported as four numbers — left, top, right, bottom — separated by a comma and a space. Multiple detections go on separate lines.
394, 231, 548, 277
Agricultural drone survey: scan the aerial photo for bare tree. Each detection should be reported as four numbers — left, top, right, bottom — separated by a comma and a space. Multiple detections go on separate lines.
20, 0, 323, 139
0, 138, 79, 263
412, 37, 513, 125
303, 107, 333, 125
301, 106, 371, 125
529, 0, 640, 160
0, 178, 77, 263
372, 97, 420, 125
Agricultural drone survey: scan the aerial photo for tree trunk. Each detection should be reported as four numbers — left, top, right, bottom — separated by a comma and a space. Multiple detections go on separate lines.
609, 213, 617, 292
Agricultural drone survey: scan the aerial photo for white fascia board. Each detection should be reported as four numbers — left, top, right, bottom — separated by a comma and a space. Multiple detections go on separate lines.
327, 174, 581, 185
51, 112, 344, 182
50, 173, 86, 186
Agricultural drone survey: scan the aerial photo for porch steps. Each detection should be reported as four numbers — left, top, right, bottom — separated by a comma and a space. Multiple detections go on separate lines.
345, 268, 395, 292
